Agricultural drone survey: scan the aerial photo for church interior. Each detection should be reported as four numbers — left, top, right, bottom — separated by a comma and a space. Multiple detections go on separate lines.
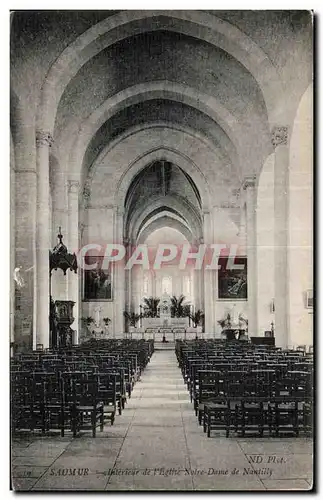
10, 10, 313, 491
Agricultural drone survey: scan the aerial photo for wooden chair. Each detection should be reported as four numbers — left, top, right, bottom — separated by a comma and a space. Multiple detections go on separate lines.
204, 398, 232, 437
45, 373, 74, 437
11, 372, 37, 433
68, 373, 104, 438
97, 372, 117, 426
197, 370, 223, 425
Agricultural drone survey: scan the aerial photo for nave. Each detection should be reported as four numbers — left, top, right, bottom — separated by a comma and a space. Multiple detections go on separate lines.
12, 346, 312, 491
10, 11, 314, 493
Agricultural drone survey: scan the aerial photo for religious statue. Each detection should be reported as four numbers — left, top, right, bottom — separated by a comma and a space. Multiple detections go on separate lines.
13, 265, 33, 288
13, 267, 25, 288
94, 305, 102, 328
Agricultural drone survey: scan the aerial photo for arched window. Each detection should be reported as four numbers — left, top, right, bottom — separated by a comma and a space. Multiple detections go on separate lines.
183, 275, 192, 297
162, 276, 172, 295
143, 275, 149, 295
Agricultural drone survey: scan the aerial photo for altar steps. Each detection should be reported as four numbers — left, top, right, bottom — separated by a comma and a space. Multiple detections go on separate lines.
154, 341, 176, 351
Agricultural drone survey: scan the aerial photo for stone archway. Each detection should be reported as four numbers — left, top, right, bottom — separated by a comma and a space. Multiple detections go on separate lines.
288, 83, 313, 347
119, 157, 204, 333
36, 10, 283, 136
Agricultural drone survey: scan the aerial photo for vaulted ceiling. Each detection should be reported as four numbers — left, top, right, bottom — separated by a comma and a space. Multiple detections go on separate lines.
124, 161, 202, 244
11, 10, 313, 211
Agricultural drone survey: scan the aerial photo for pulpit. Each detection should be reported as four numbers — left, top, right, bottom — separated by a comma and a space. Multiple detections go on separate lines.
55, 300, 75, 347
49, 228, 78, 349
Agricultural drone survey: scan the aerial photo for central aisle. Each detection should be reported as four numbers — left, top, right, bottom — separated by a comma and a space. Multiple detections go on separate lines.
13, 349, 312, 491
105, 348, 195, 490
105, 348, 267, 491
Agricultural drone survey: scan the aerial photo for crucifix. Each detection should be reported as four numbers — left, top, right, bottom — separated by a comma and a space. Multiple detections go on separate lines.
94, 305, 102, 328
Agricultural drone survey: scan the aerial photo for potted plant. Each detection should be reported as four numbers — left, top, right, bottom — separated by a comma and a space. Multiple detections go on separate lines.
170, 294, 190, 318
81, 316, 94, 327
103, 317, 111, 327
123, 311, 142, 328
101, 317, 111, 335
189, 309, 204, 328
142, 297, 160, 318
217, 312, 232, 329
217, 313, 235, 340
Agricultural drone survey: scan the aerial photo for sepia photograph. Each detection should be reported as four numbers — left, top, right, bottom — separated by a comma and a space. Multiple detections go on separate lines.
9, 9, 313, 492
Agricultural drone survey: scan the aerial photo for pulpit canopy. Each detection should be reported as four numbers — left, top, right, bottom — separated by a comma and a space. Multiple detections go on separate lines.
49, 227, 78, 275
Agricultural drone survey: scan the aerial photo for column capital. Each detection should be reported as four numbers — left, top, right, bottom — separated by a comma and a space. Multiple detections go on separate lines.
36, 130, 54, 147
242, 175, 256, 190
82, 183, 91, 201
271, 126, 288, 148
67, 179, 80, 194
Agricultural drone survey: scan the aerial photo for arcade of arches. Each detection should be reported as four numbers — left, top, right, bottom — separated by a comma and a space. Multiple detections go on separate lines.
11, 10, 313, 351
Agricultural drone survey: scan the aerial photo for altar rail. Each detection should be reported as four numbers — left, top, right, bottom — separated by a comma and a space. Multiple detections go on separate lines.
126, 331, 221, 341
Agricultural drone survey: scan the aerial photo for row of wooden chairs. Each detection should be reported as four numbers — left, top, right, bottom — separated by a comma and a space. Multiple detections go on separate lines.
176, 340, 313, 438
203, 396, 312, 438
11, 339, 154, 437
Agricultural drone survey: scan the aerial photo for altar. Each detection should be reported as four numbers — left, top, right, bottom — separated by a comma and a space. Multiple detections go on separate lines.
142, 317, 189, 329
141, 292, 189, 333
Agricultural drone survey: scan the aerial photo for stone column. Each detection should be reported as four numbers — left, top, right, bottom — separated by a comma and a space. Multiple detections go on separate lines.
239, 198, 247, 254
67, 180, 80, 343
124, 238, 133, 315
13, 119, 37, 351
272, 126, 289, 347
35, 130, 53, 349
10, 151, 15, 350
194, 266, 202, 312
114, 208, 125, 336
193, 271, 199, 310
243, 176, 258, 337
152, 271, 156, 297
203, 213, 214, 333
174, 270, 181, 297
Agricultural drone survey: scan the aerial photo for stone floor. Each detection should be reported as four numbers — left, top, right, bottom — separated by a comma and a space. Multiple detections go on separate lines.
11, 349, 313, 491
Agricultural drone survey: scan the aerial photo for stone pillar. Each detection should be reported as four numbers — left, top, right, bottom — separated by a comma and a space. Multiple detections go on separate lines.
124, 238, 132, 315
10, 147, 15, 350
272, 126, 289, 347
193, 270, 201, 311
12, 118, 37, 351
243, 176, 258, 337
203, 213, 214, 333
67, 179, 80, 343
239, 199, 247, 254
35, 130, 53, 349
114, 209, 125, 335
174, 271, 181, 297
152, 271, 156, 297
